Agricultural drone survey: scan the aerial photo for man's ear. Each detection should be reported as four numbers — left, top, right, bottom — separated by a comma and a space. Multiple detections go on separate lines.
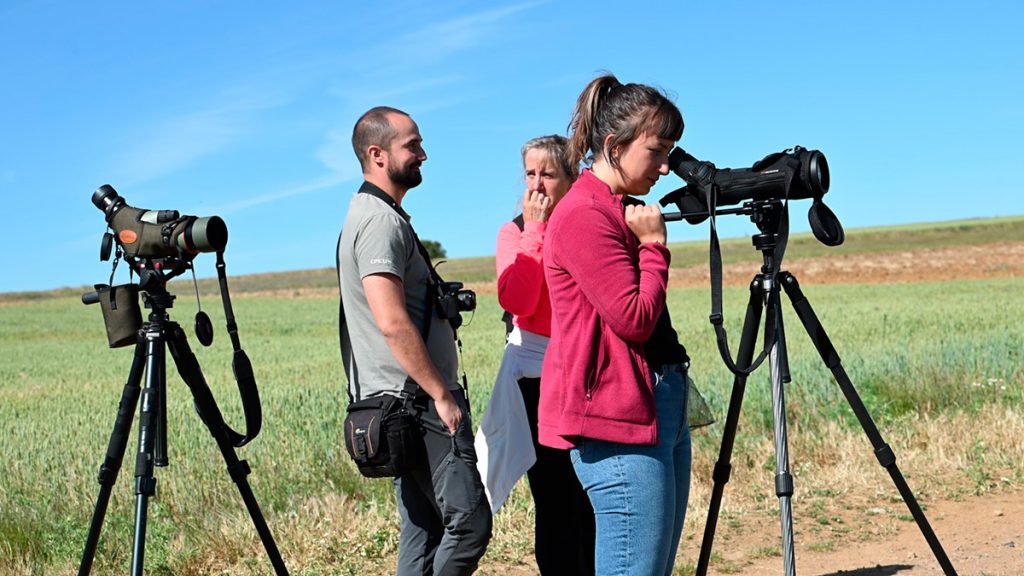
368, 145, 385, 167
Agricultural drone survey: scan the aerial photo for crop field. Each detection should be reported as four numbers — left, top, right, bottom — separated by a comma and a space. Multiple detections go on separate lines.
1, 217, 1022, 575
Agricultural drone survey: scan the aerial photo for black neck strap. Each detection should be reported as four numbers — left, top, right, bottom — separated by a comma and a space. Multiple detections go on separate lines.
339, 182, 440, 403
357, 181, 469, 394
358, 181, 450, 293
358, 181, 408, 218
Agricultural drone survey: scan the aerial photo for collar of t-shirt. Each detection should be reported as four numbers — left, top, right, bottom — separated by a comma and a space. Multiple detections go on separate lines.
358, 181, 410, 221
358, 180, 440, 284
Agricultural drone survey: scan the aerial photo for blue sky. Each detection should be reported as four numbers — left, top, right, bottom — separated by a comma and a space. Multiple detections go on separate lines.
2, 1, 1022, 293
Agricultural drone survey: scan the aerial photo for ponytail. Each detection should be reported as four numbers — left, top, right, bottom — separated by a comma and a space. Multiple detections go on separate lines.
567, 74, 621, 170
566, 73, 684, 171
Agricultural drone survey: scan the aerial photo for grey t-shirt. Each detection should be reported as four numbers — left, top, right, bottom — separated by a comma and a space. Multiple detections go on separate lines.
338, 189, 459, 400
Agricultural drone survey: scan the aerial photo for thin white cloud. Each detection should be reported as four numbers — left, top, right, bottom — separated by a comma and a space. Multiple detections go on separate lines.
358, 2, 542, 73
108, 2, 546, 214
329, 74, 463, 106
213, 172, 353, 215
315, 127, 359, 175
112, 108, 240, 185
110, 92, 287, 187
320, 4, 548, 155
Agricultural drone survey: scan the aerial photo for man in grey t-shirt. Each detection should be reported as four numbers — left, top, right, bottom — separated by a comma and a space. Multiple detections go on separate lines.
338, 106, 491, 575
338, 189, 459, 402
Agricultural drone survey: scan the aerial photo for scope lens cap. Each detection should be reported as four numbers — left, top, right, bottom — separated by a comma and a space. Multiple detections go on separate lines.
195, 311, 214, 347
808, 199, 845, 247
100, 232, 113, 261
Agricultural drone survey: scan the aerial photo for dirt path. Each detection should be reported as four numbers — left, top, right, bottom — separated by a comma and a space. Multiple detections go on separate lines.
666, 241, 1024, 288
462, 241, 1024, 296
686, 490, 1024, 575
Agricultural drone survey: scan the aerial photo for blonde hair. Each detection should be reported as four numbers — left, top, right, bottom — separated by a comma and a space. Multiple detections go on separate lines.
521, 134, 577, 181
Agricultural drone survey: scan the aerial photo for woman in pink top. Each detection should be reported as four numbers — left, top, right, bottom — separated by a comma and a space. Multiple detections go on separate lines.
477, 135, 595, 575
540, 74, 692, 575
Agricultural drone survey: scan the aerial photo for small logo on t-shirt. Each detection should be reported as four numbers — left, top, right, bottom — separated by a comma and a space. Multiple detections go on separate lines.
370, 258, 392, 265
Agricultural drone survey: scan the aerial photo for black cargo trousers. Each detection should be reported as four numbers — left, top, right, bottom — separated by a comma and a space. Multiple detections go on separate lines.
395, 389, 492, 576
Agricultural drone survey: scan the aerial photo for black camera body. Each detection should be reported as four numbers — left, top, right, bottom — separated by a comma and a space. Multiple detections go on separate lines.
436, 281, 476, 329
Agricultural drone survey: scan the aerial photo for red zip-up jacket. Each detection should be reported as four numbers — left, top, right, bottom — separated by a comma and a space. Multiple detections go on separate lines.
496, 218, 552, 336
538, 169, 671, 449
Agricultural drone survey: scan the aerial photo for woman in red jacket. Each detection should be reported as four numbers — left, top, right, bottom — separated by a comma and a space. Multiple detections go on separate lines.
476, 135, 595, 575
539, 74, 692, 575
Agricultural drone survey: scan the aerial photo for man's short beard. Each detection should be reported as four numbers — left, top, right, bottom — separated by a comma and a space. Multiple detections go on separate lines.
389, 163, 422, 189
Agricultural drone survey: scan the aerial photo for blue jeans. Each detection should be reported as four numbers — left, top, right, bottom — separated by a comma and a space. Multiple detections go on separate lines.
570, 366, 691, 576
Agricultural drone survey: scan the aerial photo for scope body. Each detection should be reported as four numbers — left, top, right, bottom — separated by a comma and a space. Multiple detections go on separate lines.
92, 185, 227, 258
669, 147, 829, 208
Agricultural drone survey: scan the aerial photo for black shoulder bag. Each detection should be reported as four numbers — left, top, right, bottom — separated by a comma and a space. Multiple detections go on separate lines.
338, 275, 433, 478
342, 385, 423, 478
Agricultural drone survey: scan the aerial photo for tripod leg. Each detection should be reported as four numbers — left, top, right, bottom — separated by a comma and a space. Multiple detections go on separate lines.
78, 342, 146, 576
166, 325, 289, 575
780, 272, 958, 575
765, 287, 797, 576
696, 279, 765, 576
129, 323, 167, 576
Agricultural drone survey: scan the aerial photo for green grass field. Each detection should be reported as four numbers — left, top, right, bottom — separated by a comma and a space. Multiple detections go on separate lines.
1, 217, 1022, 574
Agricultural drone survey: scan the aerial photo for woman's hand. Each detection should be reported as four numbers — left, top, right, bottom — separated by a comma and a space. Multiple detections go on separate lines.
625, 204, 667, 245
522, 189, 554, 223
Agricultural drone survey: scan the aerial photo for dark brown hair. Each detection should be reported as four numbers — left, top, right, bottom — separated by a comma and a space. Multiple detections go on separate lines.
566, 74, 684, 171
351, 106, 409, 170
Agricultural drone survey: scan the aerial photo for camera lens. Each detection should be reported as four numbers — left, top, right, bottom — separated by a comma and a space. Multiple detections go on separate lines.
458, 290, 477, 312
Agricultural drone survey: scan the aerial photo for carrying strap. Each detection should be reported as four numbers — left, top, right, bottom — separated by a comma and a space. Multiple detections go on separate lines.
336, 234, 425, 405
337, 182, 445, 404
213, 250, 263, 446
355, 182, 470, 391
357, 182, 453, 297
697, 175, 795, 377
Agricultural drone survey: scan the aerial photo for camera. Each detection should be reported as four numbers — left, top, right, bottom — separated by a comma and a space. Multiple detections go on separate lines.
436, 281, 476, 329
92, 184, 228, 260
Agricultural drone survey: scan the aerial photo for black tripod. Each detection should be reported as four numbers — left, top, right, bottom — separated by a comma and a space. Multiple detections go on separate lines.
78, 286, 289, 575
691, 201, 957, 576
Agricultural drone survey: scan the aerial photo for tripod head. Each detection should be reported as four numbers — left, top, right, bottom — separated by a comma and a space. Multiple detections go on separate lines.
652, 141, 850, 379
82, 255, 201, 348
